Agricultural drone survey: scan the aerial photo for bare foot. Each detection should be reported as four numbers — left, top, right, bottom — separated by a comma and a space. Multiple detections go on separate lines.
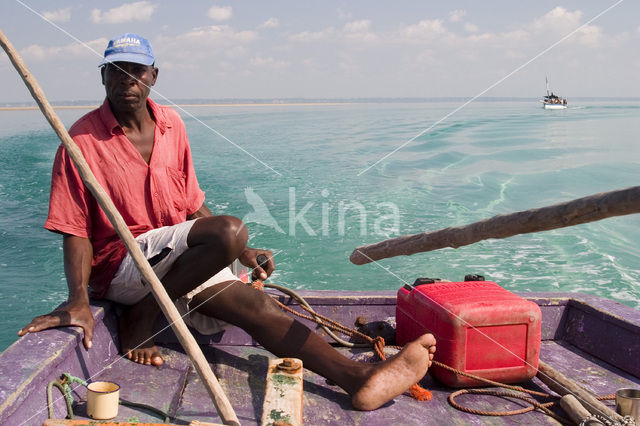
351, 333, 436, 411
119, 304, 164, 366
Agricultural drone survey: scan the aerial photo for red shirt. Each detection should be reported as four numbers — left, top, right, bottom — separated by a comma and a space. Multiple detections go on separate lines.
45, 98, 205, 298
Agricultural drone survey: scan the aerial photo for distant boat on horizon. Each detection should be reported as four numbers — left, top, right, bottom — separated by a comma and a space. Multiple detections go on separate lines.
540, 77, 567, 109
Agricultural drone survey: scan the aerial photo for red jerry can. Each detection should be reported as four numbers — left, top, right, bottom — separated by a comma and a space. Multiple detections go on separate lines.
396, 279, 541, 388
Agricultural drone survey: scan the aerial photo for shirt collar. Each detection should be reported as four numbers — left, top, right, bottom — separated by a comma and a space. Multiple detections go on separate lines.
98, 97, 169, 136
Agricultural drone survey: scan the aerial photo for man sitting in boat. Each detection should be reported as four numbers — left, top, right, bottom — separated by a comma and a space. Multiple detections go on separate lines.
17, 33, 436, 411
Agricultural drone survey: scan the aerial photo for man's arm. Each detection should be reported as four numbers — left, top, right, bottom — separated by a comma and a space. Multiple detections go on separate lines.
18, 234, 95, 349
188, 202, 275, 280
187, 202, 213, 219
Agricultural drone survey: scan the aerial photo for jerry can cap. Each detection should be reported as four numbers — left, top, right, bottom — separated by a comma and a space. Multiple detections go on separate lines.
404, 277, 441, 291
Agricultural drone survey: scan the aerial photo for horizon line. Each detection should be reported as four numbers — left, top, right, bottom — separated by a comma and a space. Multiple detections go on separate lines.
2, 96, 639, 111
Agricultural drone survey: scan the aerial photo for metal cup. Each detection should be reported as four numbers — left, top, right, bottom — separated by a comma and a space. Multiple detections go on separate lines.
86, 381, 120, 420
616, 388, 640, 422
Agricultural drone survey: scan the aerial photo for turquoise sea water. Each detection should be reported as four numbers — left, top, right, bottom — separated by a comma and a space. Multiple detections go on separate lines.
1, 100, 639, 351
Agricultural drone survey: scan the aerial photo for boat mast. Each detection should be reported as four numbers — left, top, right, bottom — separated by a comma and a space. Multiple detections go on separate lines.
546, 76, 550, 97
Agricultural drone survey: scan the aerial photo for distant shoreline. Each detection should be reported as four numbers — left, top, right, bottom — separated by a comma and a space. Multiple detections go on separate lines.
0, 105, 97, 111
0, 102, 355, 111
2, 97, 639, 111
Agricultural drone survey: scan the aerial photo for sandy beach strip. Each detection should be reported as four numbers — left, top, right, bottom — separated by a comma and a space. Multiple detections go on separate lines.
0, 105, 98, 111
0, 102, 353, 111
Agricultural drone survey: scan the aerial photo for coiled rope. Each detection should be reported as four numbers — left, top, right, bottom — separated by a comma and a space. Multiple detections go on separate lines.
46, 373, 172, 422
256, 281, 620, 423
46, 373, 85, 419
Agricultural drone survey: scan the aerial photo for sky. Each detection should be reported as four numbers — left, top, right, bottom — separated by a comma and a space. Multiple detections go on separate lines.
1, 0, 639, 103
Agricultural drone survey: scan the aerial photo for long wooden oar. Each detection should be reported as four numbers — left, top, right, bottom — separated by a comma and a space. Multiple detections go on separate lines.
351, 186, 640, 265
0, 29, 239, 426
538, 361, 622, 423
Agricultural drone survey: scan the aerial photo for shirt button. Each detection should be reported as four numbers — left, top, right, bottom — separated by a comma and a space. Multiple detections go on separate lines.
154, 192, 159, 197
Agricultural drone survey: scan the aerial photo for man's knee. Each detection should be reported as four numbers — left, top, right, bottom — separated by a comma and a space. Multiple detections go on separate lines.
218, 215, 248, 251
188, 215, 248, 261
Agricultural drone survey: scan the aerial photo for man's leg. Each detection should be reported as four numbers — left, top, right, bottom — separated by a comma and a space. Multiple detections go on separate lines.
119, 216, 248, 365
191, 281, 437, 411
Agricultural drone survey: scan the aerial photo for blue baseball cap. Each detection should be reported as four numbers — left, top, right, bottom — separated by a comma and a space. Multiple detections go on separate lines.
99, 33, 155, 67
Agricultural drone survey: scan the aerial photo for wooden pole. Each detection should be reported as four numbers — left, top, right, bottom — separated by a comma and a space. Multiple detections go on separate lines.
0, 29, 239, 426
537, 361, 623, 423
351, 186, 640, 265
559, 395, 605, 426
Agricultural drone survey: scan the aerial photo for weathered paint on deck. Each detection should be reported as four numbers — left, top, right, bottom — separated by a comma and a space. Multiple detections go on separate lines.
0, 291, 638, 425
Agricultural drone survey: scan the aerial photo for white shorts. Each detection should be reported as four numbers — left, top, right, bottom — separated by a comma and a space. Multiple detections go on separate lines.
105, 219, 236, 335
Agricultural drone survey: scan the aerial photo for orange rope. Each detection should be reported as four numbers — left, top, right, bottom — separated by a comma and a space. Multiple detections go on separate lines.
255, 281, 433, 400
252, 281, 615, 420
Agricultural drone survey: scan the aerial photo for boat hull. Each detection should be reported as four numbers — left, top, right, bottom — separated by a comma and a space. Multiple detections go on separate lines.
1, 291, 638, 425
543, 103, 567, 109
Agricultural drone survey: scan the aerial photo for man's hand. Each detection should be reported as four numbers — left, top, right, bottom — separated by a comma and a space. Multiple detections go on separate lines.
18, 300, 94, 350
238, 248, 275, 281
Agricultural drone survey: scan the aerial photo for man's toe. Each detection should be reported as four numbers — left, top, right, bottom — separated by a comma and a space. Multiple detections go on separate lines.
151, 353, 164, 366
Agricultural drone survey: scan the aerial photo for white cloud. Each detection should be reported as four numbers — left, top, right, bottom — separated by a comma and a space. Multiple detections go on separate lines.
337, 8, 352, 20
402, 19, 447, 40
43, 8, 71, 23
260, 18, 280, 29
225, 46, 247, 58
449, 10, 466, 23
155, 26, 258, 65
343, 20, 376, 42
180, 25, 257, 44
208, 6, 233, 22
576, 25, 603, 46
250, 55, 289, 69
344, 20, 370, 33
530, 6, 602, 46
466, 32, 496, 43
289, 21, 375, 43
289, 29, 335, 42
464, 23, 478, 33
532, 6, 582, 32
20, 38, 108, 62
20, 44, 54, 62
91, 1, 156, 24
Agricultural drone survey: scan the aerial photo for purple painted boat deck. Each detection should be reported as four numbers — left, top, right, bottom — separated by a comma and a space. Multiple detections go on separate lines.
1, 291, 639, 425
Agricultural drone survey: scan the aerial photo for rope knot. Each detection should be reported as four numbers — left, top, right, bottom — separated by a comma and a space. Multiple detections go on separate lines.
251, 280, 264, 291
372, 336, 387, 361
409, 384, 433, 401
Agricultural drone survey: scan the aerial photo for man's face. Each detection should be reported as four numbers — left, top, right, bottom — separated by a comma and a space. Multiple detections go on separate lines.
101, 61, 158, 112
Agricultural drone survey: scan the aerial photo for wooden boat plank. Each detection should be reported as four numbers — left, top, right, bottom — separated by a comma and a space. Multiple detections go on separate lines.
539, 341, 640, 394
260, 357, 303, 426
1, 291, 638, 425
0, 302, 117, 424
70, 346, 191, 423
562, 299, 640, 377
169, 345, 565, 425
537, 303, 569, 341
566, 295, 640, 332
176, 345, 276, 424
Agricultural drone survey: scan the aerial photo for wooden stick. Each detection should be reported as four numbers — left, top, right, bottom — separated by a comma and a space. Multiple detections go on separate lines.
350, 186, 640, 264
261, 358, 304, 426
537, 361, 623, 423
0, 29, 239, 426
559, 395, 605, 426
